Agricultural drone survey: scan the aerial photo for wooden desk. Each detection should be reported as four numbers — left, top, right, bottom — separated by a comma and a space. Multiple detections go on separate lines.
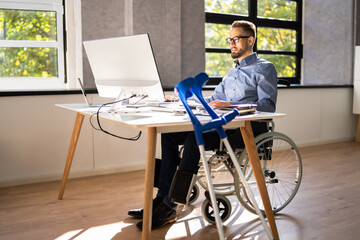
56, 104, 285, 240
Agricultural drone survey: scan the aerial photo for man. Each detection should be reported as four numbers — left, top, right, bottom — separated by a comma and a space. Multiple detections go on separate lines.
128, 20, 278, 229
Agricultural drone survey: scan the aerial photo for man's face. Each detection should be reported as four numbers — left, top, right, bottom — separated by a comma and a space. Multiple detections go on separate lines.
229, 27, 252, 59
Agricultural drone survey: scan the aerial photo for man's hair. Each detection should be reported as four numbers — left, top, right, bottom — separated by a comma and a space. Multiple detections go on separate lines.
231, 20, 256, 40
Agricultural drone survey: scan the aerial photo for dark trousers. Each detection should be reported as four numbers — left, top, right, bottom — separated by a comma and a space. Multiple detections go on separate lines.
157, 121, 268, 201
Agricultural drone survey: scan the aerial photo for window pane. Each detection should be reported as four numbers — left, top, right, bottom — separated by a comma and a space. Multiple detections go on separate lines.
0, 47, 58, 77
206, 52, 234, 77
205, 23, 230, 48
257, 0, 297, 21
0, 9, 57, 41
258, 54, 296, 77
257, 27, 296, 52
205, 0, 248, 16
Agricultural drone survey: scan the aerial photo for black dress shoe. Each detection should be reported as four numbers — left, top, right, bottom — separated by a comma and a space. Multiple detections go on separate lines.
136, 202, 177, 230
128, 196, 164, 219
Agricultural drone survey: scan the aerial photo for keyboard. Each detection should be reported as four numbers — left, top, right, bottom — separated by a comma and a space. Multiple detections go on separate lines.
88, 103, 104, 107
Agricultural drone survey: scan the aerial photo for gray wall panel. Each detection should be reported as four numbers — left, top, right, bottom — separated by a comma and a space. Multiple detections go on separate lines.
303, 0, 353, 85
82, 0, 125, 88
181, 0, 205, 80
82, 0, 204, 89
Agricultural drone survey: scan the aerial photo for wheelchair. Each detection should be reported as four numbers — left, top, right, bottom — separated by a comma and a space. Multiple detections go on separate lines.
183, 120, 302, 223
171, 72, 301, 239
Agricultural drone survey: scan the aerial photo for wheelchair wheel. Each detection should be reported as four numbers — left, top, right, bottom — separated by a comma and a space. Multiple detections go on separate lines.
234, 132, 302, 215
201, 194, 232, 224
197, 153, 236, 195
188, 183, 200, 204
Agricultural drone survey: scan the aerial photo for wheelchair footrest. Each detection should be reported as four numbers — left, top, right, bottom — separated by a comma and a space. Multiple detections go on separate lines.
169, 170, 197, 204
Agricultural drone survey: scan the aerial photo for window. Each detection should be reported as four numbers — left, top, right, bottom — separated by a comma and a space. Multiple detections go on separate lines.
205, 0, 302, 85
0, 0, 65, 91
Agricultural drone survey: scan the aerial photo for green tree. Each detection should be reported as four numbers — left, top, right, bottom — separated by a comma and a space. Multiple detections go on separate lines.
205, 0, 248, 16
205, 0, 298, 78
257, 0, 296, 21
0, 9, 58, 77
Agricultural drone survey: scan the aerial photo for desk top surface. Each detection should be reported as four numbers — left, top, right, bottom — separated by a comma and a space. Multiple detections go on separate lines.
56, 103, 285, 133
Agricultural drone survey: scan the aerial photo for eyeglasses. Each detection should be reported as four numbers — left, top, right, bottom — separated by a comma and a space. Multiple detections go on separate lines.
226, 36, 251, 44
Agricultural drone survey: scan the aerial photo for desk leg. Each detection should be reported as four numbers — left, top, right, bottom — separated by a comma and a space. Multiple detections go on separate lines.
142, 127, 157, 240
240, 121, 279, 240
58, 112, 85, 200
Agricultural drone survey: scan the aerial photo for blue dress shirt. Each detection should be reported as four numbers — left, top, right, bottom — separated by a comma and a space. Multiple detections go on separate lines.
206, 53, 278, 112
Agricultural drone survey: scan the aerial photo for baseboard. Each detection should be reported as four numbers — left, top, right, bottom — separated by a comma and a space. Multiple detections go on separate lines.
296, 137, 356, 148
0, 163, 146, 188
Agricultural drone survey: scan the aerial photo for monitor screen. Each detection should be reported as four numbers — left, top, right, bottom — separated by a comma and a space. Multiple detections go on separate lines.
83, 34, 165, 102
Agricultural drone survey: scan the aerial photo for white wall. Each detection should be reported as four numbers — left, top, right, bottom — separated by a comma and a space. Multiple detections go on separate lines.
0, 87, 357, 187
276, 88, 357, 145
0, 94, 152, 187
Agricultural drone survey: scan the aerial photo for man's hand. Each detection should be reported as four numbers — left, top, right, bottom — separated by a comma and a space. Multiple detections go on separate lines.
209, 100, 232, 108
164, 95, 179, 102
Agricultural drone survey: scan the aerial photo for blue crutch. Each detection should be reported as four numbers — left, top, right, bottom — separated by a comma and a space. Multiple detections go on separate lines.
174, 72, 274, 240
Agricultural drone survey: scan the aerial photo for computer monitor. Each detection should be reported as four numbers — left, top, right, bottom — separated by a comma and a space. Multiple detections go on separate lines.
83, 34, 165, 102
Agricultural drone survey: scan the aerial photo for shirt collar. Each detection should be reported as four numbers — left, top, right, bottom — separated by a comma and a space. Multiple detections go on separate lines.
235, 52, 257, 68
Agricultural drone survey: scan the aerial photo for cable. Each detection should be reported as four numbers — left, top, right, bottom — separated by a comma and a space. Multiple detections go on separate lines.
88, 94, 135, 130
89, 112, 100, 130
89, 95, 143, 141
130, 95, 148, 105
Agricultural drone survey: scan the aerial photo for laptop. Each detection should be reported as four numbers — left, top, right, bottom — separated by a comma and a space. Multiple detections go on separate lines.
77, 77, 103, 107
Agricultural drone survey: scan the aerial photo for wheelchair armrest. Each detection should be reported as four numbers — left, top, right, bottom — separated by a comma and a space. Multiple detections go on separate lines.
253, 119, 275, 132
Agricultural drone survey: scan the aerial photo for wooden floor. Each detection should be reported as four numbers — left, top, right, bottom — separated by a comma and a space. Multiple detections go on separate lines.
1, 141, 360, 240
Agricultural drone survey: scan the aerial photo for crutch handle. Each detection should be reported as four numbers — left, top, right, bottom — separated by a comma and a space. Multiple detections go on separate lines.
222, 109, 239, 124
202, 109, 239, 133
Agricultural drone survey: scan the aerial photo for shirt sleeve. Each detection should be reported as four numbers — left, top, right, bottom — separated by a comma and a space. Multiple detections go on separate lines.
255, 63, 278, 112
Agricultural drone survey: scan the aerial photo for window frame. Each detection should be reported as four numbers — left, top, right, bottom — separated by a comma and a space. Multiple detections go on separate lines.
205, 0, 303, 85
0, 0, 66, 91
